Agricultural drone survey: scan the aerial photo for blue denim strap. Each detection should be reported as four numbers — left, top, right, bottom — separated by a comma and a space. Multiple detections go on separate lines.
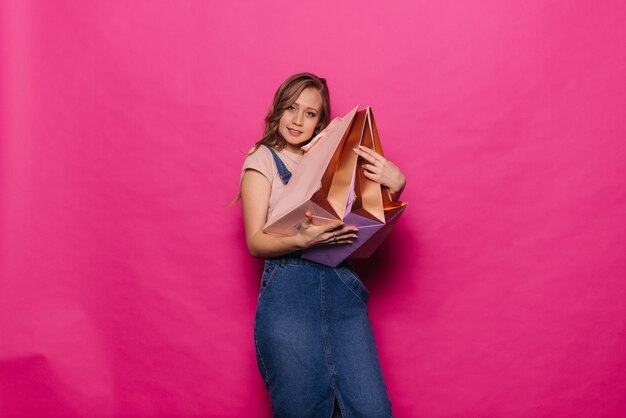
263, 144, 292, 185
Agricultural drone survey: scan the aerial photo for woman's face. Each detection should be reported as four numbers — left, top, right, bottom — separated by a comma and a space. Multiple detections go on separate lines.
278, 87, 323, 153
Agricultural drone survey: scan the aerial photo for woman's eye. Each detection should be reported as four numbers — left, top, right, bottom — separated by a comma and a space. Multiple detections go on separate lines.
286, 105, 296, 111
306, 112, 317, 118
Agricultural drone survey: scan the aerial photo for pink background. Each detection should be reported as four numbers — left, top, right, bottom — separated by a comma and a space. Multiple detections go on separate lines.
2, 1, 626, 417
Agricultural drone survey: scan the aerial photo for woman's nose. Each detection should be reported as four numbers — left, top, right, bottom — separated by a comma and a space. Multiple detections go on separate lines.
292, 112, 304, 126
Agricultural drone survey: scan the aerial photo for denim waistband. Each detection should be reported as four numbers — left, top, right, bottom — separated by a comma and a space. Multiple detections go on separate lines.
266, 254, 351, 269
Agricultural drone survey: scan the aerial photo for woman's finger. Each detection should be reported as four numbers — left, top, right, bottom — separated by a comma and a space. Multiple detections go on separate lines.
325, 235, 338, 244
323, 228, 358, 244
323, 222, 345, 233
302, 210, 314, 227
334, 230, 358, 238
327, 234, 356, 244
357, 146, 384, 162
362, 163, 379, 173
327, 229, 358, 239
324, 230, 344, 242
363, 170, 380, 181
332, 238, 354, 245
352, 147, 377, 164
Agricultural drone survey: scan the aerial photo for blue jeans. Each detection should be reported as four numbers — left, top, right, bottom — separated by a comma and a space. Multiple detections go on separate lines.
254, 257, 393, 417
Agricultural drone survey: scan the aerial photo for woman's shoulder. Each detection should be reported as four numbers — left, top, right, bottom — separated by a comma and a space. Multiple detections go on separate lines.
243, 145, 273, 164
241, 145, 275, 180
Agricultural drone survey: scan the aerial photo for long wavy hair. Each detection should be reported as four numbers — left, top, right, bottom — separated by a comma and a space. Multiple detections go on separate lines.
232, 73, 331, 205
252, 72, 331, 153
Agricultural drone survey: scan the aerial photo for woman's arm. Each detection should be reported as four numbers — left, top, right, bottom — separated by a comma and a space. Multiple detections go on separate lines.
353, 145, 406, 201
241, 170, 359, 258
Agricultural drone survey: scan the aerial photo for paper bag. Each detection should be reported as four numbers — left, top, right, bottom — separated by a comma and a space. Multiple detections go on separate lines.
301, 107, 407, 266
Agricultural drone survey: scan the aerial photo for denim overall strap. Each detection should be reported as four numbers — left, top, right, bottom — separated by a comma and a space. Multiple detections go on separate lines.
263, 144, 292, 185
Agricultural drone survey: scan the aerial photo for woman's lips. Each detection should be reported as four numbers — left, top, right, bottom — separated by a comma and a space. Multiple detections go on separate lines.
288, 128, 303, 137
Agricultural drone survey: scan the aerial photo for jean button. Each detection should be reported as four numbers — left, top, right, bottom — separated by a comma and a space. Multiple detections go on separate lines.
265, 268, 273, 273
262, 280, 268, 287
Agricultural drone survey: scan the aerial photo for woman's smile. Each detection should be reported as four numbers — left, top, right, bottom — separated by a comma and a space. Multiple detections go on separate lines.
287, 128, 303, 137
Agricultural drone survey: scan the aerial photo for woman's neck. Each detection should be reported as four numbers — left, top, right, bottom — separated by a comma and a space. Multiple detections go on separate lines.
282, 143, 305, 155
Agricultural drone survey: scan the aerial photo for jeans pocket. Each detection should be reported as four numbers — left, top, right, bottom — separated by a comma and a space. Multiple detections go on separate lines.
335, 267, 370, 305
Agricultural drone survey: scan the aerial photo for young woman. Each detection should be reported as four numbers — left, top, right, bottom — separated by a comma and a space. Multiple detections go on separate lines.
240, 73, 406, 417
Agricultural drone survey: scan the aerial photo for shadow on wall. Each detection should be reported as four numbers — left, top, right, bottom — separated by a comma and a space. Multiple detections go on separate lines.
351, 225, 420, 298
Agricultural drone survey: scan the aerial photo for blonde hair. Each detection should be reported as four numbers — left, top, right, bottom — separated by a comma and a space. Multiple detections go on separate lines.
252, 72, 331, 153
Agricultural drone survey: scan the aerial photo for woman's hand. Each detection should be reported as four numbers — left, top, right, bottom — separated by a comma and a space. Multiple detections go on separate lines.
296, 211, 358, 248
353, 145, 406, 200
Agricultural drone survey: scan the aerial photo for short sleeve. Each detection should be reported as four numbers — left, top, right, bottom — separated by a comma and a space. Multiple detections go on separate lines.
240, 146, 275, 184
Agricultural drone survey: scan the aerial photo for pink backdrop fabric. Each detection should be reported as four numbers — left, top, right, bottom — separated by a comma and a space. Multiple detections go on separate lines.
1, 1, 625, 417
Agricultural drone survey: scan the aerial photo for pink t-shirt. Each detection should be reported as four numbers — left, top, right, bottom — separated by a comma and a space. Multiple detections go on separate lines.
241, 146, 303, 221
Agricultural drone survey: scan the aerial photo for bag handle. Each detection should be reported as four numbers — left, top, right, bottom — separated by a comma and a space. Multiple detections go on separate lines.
311, 110, 365, 218
351, 108, 386, 222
